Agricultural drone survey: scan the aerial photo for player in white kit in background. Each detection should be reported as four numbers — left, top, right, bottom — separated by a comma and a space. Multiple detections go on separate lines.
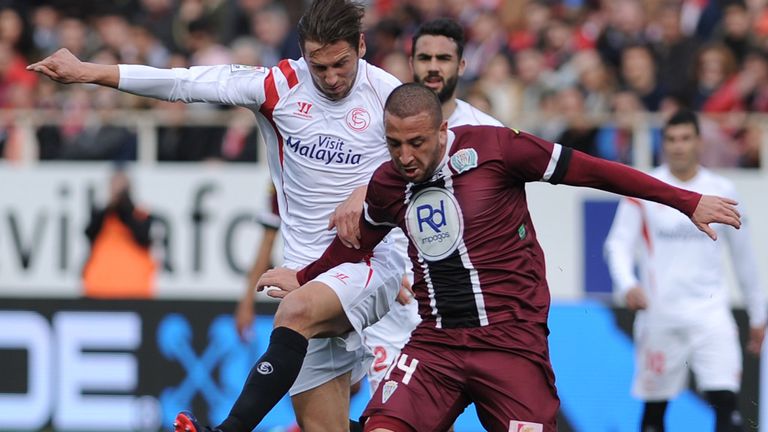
604, 110, 766, 432
362, 17, 505, 395
28, 1, 408, 431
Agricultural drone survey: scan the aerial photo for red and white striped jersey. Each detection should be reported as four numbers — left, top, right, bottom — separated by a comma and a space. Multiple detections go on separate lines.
119, 59, 401, 266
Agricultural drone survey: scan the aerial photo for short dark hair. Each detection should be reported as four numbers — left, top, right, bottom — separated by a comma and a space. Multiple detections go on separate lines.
411, 18, 465, 59
298, 0, 365, 53
385, 83, 443, 129
664, 109, 700, 136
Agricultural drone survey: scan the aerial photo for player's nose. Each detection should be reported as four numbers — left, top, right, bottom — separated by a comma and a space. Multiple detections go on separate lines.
324, 72, 339, 86
399, 147, 414, 164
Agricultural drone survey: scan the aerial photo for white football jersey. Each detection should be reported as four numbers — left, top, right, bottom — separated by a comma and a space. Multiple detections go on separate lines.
604, 166, 766, 326
119, 59, 401, 266
448, 99, 504, 127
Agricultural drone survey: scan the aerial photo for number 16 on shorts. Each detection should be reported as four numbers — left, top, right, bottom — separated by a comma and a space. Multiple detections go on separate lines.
380, 353, 419, 403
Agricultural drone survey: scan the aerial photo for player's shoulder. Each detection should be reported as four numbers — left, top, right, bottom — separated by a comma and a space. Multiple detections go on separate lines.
450, 123, 506, 138
367, 161, 406, 205
257, 58, 307, 100
358, 60, 402, 100
698, 167, 737, 194
273, 58, 306, 85
371, 159, 402, 185
450, 124, 525, 149
453, 99, 504, 127
649, 166, 667, 179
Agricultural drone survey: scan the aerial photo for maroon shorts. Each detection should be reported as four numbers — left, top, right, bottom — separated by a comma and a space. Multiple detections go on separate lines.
361, 321, 559, 432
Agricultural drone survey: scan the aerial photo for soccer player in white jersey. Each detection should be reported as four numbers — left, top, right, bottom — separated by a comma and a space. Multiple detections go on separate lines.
28, 1, 408, 431
361, 17, 507, 396
410, 18, 503, 129
604, 110, 766, 432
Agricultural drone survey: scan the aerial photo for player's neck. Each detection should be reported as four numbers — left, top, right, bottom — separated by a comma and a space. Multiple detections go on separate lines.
670, 165, 699, 182
442, 98, 457, 122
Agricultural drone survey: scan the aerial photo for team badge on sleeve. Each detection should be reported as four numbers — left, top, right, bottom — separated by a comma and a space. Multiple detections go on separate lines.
381, 380, 398, 403
449, 148, 478, 174
230, 64, 266, 73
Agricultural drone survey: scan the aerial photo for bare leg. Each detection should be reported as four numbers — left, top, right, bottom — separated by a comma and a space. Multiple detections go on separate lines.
292, 371, 353, 432
215, 282, 355, 431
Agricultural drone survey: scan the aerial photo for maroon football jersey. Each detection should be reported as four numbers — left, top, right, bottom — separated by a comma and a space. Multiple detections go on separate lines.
298, 125, 700, 345
364, 125, 565, 329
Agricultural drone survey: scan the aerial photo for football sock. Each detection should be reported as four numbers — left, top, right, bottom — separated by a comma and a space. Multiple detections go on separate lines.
705, 390, 743, 432
350, 419, 363, 432
641, 400, 668, 432
216, 327, 308, 432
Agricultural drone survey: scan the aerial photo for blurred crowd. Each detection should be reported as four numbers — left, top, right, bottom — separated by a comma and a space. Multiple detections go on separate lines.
0, 0, 766, 167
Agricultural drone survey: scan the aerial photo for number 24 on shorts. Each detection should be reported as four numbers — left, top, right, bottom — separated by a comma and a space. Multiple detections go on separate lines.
383, 353, 419, 385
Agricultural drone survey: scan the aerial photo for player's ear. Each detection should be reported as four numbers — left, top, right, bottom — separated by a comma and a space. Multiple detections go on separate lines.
458, 58, 466, 77
358, 33, 366, 58
439, 120, 448, 144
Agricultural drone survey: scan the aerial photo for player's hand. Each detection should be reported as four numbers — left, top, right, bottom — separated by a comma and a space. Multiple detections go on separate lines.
624, 286, 648, 310
234, 294, 255, 342
396, 275, 414, 305
328, 185, 366, 249
690, 195, 741, 241
747, 325, 766, 355
256, 267, 300, 299
27, 48, 90, 84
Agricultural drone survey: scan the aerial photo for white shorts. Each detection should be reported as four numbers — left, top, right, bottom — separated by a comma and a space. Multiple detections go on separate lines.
632, 310, 742, 400
289, 238, 405, 396
363, 298, 420, 394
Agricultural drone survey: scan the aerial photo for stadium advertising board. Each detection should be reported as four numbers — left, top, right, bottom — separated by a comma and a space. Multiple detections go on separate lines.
0, 298, 760, 431
0, 164, 274, 299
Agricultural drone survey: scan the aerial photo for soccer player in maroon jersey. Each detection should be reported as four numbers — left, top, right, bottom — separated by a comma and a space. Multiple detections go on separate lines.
257, 83, 742, 432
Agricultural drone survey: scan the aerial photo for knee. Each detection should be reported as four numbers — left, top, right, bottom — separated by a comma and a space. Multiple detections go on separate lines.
274, 291, 315, 336
274, 282, 348, 338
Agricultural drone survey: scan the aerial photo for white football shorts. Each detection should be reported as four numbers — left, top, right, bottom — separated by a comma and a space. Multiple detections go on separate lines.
362, 298, 420, 394
289, 236, 406, 396
632, 309, 742, 400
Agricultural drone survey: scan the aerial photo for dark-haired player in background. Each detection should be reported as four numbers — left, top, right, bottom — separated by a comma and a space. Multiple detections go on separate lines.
604, 109, 765, 432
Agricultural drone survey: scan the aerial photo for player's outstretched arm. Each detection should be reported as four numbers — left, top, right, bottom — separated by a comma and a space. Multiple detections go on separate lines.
27, 48, 119, 88
557, 148, 739, 232
689, 195, 741, 240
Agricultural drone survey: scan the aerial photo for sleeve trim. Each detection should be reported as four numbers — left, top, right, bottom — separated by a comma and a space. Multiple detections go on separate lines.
547, 145, 572, 184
